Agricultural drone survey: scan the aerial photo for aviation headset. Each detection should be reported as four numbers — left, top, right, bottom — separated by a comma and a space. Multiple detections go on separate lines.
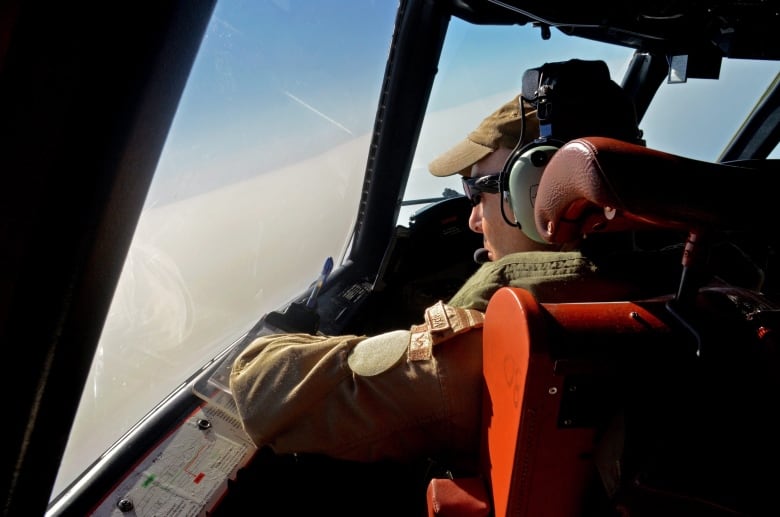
499, 59, 644, 243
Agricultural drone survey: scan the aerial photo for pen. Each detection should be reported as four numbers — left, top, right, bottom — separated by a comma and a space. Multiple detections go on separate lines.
306, 256, 334, 309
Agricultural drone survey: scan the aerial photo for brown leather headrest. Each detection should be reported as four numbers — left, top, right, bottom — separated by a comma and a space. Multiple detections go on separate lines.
534, 137, 776, 244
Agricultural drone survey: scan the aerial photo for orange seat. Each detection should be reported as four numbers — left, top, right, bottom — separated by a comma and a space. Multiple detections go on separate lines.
426, 138, 780, 516
429, 283, 780, 516
427, 287, 681, 516
485, 288, 682, 516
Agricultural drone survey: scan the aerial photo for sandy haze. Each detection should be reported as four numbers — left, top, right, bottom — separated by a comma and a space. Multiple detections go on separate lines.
51, 93, 512, 500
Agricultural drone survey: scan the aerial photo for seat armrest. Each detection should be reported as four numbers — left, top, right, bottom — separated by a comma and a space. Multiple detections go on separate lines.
534, 136, 778, 243
426, 477, 490, 517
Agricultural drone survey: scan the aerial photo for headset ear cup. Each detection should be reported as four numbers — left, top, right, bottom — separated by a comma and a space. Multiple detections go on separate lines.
506, 144, 559, 243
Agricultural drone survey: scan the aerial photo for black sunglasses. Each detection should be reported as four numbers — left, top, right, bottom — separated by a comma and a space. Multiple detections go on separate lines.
461, 172, 502, 207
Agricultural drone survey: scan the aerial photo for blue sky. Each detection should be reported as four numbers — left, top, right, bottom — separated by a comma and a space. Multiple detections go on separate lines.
149, 1, 779, 206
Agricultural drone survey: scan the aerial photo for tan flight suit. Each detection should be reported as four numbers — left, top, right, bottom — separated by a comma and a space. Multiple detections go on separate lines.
230, 250, 682, 466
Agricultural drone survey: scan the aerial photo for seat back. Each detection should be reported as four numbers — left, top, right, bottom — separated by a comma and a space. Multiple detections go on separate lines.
481, 283, 780, 516
427, 139, 780, 516
481, 287, 679, 516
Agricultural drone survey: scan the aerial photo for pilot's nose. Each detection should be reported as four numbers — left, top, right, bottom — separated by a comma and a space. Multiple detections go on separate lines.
468, 204, 483, 234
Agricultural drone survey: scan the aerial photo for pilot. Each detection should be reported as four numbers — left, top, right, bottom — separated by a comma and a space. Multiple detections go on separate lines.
229, 59, 679, 472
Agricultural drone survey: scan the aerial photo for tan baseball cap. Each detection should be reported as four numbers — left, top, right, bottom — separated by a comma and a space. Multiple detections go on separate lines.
428, 97, 539, 178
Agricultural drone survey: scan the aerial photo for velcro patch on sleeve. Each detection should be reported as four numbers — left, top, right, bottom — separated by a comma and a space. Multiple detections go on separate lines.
408, 301, 484, 362
348, 329, 410, 377
425, 301, 451, 332
408, 327, 434, 361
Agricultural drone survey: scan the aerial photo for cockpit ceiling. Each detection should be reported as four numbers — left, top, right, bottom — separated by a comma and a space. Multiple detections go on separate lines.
450, 0, 780, 61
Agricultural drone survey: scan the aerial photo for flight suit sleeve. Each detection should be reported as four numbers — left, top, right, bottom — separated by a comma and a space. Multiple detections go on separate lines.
229, 301, 485, 464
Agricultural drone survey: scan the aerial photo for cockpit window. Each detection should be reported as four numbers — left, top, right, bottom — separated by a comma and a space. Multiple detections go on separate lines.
51, 1, 780, 503
400, 19, 635, 224
51, 0, 397, 501
402, 18, 779, 225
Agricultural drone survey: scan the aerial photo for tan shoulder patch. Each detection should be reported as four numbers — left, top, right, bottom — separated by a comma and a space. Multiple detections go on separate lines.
347, 329, 409, 377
